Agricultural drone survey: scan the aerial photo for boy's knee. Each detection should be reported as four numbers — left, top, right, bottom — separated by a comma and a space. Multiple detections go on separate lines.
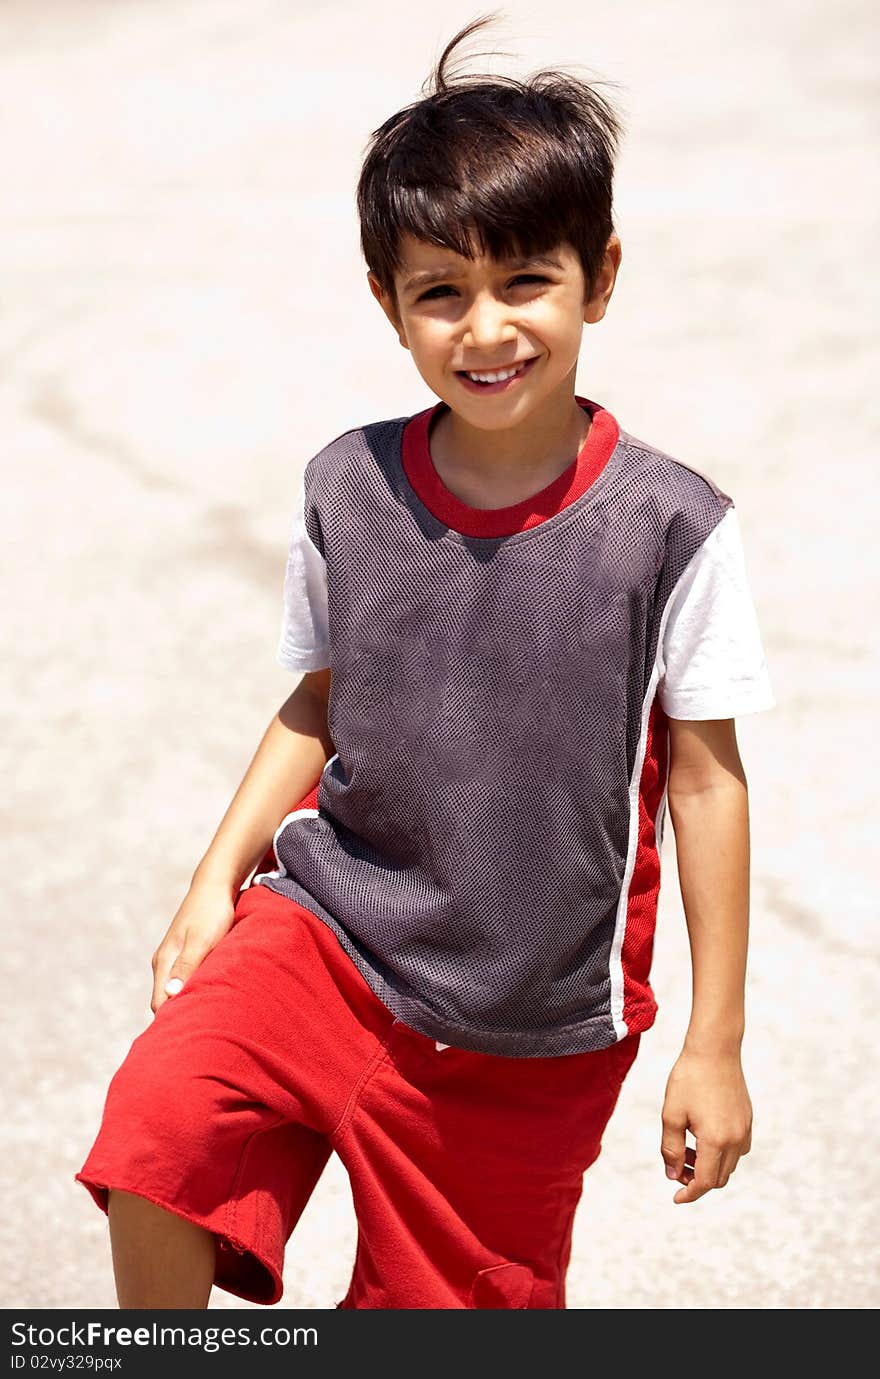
102, 1027, 231, 1146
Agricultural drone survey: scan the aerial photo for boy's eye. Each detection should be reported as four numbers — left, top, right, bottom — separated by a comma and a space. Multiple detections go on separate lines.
417, 275, 547, 302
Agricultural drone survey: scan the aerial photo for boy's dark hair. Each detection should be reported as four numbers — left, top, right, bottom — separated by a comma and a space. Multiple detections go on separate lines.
356, 10, 623, 318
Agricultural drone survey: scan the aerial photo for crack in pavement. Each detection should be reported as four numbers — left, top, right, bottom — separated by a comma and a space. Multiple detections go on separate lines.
758, 875, 879, 964
28, 375, 187, 495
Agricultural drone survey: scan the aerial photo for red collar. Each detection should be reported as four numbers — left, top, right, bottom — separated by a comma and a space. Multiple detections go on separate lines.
401, 396, 619, 537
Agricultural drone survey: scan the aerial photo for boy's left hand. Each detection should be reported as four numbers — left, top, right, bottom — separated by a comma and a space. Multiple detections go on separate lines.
660, 1049, 752, 1204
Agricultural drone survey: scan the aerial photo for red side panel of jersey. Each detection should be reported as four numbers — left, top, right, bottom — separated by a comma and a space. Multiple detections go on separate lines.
621, 698, 669, 1029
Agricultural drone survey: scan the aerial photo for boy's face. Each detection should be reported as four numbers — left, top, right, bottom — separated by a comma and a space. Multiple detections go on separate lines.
368, 230, 620, 430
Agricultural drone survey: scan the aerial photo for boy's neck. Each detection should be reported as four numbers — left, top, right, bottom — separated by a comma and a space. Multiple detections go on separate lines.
428, 373, 591, 509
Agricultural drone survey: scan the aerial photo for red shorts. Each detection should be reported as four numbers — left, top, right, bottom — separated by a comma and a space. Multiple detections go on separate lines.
75, 883, 639, 1309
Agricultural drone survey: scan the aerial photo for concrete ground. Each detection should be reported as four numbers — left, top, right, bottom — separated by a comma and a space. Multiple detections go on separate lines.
2, 0, 877, 1310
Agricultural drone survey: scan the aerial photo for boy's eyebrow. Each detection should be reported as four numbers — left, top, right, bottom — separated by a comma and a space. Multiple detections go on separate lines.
402, 254, 564, 292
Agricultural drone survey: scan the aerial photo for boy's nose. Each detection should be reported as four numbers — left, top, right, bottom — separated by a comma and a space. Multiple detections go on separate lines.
461, 295, 518, 353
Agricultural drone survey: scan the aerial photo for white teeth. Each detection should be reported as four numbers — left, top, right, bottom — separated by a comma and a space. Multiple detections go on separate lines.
465, 361, 528, 384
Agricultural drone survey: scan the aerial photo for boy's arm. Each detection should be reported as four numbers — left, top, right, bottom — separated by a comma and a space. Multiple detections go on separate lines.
151, 670, 334, 1013
191, 668, 334, 897
661, 716, 754, 1204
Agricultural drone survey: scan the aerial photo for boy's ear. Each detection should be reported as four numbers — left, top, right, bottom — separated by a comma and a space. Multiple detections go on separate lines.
367, 271, 408, 347
583, 234, 622, 325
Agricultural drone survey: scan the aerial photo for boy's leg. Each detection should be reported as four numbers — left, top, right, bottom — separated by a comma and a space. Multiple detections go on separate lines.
75, 884, 397, 1306
333, 1021, 640, 1309
108, 1190, 215, 1309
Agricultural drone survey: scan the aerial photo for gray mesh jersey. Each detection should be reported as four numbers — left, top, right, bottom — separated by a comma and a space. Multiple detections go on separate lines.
254, 396, 775, 1057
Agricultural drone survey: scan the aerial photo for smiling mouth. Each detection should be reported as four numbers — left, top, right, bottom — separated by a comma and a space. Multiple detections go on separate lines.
455, 356, 540, 390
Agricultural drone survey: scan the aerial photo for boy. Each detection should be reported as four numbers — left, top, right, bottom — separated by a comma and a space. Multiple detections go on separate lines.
75, 16, 775, 1310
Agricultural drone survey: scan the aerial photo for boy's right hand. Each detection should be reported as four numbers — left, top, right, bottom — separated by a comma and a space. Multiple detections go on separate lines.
150, 880, 239, 1014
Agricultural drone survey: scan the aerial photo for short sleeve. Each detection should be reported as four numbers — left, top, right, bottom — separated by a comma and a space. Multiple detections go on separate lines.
277, 468, 331, 672
658, 505, 776, 719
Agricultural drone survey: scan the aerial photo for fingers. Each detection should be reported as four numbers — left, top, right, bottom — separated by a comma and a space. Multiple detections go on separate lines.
673, 1140, 724, 1203
665, 1144, 696, 1191
664, 1138, 750, 1203
151, 945, 177, 1014
150, 941, 204, 1014
670, 1126, 751, 1202
660, 1114, 688, 1183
